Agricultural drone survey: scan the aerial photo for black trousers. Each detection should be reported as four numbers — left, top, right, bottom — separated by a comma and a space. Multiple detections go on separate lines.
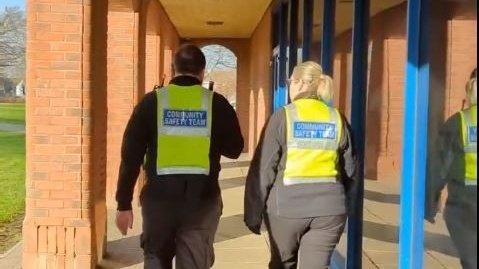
141, 195, 222, 269
264, 213, 346, 269
444, 206, 477, 269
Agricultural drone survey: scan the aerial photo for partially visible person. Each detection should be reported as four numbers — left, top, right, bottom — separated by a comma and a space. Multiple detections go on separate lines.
115, 44, 244, 269
244, 61, 358, 269
426, 68, 477, 269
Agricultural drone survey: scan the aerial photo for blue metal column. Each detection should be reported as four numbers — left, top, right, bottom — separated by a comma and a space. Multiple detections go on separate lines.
347, 0, 369, 268
302, 0, 313, 61
289, 0, 299, 76
398, 0, 430, 268
321, 0, 336, 76
271, 6, 279, 112
277, 2, 289, 109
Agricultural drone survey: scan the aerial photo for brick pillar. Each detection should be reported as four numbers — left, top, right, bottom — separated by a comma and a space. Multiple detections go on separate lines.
163, 47, 174, 84
23, 0, 108, 268
106, 9, 139, 204
145, 34, 161, 90
233, 46, 250, 153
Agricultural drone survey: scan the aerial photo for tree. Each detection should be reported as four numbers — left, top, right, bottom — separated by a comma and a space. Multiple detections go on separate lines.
0, 7, 26, 79
201, 45, 237, 104
201, 45, 237, 80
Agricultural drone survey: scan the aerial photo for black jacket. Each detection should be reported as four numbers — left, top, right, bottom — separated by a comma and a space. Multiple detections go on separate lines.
425, 110, 477, 222
116, 76, 244, 210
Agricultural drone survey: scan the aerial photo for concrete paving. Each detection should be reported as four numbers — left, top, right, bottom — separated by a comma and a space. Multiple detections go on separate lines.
0, 123, 25, 133
333, 180, 461, 269
99, 155, 270, 269
0, 242, 22, 268
99, 157, 462, 269
0, 155, 464, 268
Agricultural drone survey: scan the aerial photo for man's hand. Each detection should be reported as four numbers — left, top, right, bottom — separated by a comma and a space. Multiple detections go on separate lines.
116, 210, 133, 236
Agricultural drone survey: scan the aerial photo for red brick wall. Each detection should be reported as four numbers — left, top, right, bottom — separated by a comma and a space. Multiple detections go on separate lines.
24, 0, 109, 267
445, 19, 477, 116
24, 0, 180, 267
158, 1, 180, 85
106, 0, 180, 204
143, 0, 180, 91
248, 6, 272, 154
333, 2, 477, 182
145, 34, 161, 90
106, 10, 138, 204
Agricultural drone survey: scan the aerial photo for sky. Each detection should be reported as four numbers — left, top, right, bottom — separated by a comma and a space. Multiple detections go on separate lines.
1, 0, 25, 10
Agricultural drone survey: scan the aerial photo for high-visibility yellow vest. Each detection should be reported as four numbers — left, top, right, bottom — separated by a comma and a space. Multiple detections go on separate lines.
460, 105, 477, 185
283, 99, 342, 186
156, 84, 213, 175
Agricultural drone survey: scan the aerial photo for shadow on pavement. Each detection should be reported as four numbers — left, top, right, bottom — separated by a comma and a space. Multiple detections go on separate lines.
221, 160, 251, 169
215, 214, 261, 243
363, 220, 458, 257
99, 235, 143, 268
364, 189, 400, 204
100, 213, 259, 267
219, 177, 245, 190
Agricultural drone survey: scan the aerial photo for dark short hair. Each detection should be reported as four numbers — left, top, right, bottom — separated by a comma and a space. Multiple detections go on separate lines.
471, 68, 477, 79
174, 44, 206, 75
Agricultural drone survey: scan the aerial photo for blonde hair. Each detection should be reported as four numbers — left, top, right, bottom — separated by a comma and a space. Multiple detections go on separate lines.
466, 79, 476, 106
466, 69, 477, 106
291, 61, 334, 103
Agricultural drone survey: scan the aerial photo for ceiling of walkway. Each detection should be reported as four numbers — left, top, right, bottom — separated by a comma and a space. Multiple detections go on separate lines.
158, 0, 406, 39
158, 0, 272, 38
312, 0, 406, 41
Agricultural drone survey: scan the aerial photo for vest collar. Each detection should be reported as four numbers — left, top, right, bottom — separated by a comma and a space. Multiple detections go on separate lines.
170, 75, 201, 87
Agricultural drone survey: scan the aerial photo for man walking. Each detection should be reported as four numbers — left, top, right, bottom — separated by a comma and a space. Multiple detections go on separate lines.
115, 44, 244, 269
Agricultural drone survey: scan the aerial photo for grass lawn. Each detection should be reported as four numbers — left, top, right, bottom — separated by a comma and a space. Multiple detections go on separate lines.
0, 103, 26, 124
0, 131, 25, 223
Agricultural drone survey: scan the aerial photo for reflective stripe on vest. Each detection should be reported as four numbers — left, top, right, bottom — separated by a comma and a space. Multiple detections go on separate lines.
156, 85, 213, 175
283, 99, 342, 186
461, 105, 477, 185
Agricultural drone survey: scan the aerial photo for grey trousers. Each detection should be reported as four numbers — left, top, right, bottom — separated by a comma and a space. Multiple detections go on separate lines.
264, 213, 346, 269
444, 207, 477, 269
141, 197, 222, 269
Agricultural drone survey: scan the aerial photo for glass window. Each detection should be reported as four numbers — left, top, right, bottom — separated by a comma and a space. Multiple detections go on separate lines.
425, 0, 477, 268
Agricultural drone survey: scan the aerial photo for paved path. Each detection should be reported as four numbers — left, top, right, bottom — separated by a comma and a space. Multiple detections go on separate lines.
99, 157, 462, 269
334, 180, 461, 269
0, 123, 25, 133
99, 155, 270, 269
0, 242, 22, 268
0, 155, 463, 268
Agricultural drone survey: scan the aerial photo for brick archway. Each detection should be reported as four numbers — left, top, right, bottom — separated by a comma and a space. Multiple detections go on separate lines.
200, 44, 238, 105
191, 39, 251, 152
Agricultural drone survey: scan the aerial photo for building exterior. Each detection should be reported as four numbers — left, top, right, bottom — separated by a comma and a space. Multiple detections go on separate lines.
0, 78, 15, 97
22, 0, 476, 268
15, 80, 25, 97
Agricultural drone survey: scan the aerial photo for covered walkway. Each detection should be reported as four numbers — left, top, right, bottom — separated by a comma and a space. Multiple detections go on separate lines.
19, 0, 476, 268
